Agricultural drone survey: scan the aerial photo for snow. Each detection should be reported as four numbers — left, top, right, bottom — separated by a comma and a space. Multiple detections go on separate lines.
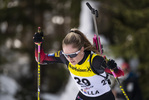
41, 93, 60, 100
60, 77, 78, 100
79, 0, 99, 43
0, 75, 20, 100
0, 75, 19, 95
0, 95, 16, 100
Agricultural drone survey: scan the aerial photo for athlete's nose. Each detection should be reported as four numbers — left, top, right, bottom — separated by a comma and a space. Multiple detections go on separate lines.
67, 56, 73, 61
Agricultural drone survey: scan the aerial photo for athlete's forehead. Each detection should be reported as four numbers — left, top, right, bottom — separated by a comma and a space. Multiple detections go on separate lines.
62, 44, 78, 54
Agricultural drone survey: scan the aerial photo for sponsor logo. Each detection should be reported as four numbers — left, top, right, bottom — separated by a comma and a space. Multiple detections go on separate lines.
81, 89, 100, 95
68, 64, 92, 72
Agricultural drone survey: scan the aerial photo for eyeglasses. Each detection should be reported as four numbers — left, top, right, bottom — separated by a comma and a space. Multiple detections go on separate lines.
62, 49, 81, 58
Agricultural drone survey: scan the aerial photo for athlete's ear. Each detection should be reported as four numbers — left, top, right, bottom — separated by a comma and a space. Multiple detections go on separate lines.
81, 46, 84, 52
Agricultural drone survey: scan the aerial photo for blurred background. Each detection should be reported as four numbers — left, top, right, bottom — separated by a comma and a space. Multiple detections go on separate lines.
0, 0, 149, 100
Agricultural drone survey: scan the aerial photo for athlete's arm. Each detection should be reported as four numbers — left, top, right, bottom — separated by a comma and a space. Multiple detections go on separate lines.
35, 44, 68, 65
92, 56, 124, 77
91, 56, 106, 74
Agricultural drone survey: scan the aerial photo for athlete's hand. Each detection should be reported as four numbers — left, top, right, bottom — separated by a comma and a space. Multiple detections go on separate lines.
33, 31, 44, 43
107, 59, 118, 72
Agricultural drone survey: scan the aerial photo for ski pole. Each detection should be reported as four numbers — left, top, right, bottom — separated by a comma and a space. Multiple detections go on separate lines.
37, 27, 41, 100
110, 69, 129, 100
86, 2, 129, 100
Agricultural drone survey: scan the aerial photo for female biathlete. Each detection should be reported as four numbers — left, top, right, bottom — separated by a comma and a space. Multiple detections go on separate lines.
33, 28, 124, 100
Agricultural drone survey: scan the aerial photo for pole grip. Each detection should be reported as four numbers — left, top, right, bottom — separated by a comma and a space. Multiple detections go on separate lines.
86, 2, 96, 14
38, 27, 41, 33
86, 2, 93, 11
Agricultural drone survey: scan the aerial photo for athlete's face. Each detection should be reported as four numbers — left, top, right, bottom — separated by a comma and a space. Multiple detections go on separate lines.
63, 44, 84, 65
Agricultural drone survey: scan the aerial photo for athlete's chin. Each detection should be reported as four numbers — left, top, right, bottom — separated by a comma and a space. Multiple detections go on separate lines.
71, 63, 76, 65
70, 61, 77, 65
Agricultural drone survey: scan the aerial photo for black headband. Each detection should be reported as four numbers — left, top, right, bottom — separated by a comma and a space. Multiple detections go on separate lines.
70, 30, 80, 35
70, 30, 76, 33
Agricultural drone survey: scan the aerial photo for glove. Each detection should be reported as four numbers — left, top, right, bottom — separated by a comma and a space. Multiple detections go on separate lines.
33, 31, 44, 43
107, 59, 118, 72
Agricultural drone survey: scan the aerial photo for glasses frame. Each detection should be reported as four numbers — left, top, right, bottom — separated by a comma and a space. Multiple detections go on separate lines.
62, 49, 81, 58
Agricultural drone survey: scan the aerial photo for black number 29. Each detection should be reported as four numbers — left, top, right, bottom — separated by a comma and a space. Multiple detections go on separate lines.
74, 77, 91, 86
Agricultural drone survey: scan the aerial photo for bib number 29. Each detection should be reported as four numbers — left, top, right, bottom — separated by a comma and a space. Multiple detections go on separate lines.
74, 77, 91, 86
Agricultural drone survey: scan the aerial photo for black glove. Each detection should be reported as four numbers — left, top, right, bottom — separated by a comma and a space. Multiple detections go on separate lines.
107, 59, 118, 72
33, 31, 44, 43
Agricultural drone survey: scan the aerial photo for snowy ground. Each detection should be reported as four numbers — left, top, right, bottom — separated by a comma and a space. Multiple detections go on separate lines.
0, 75, 20, 100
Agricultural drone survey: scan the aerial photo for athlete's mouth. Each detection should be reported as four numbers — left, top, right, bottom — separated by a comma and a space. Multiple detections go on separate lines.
70, 61, 75, 63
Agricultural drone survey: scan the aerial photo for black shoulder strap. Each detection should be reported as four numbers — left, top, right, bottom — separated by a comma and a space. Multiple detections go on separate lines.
89, 53, 108, 79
